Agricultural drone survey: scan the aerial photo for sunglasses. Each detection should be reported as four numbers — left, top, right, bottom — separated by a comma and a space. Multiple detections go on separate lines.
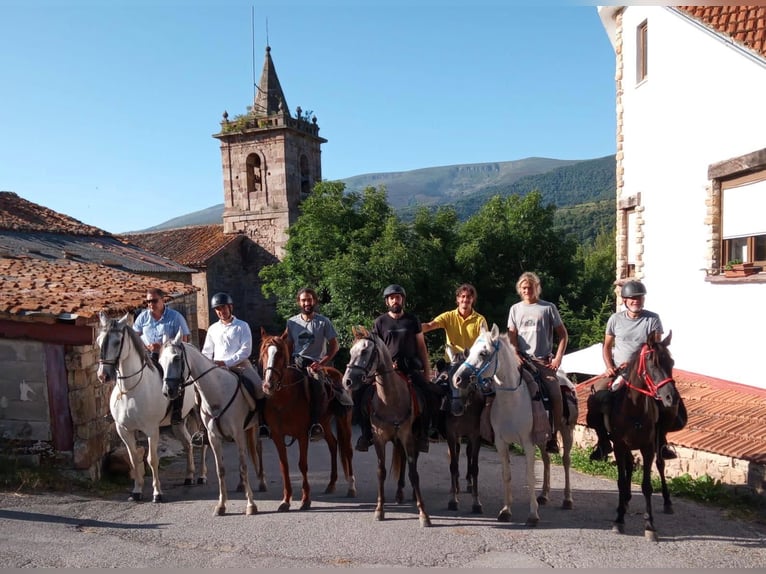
145, 298, 159, 304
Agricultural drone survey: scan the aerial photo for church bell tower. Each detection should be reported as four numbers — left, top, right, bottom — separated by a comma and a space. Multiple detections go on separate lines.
213, 46, 327, 260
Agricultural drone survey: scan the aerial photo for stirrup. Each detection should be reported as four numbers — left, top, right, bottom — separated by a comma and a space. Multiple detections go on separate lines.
258, 425, 271, 439
309, 424, 324, 442
660, 444, 678, 460
355, 434, 372, 452
589, 442, 612, 461
191, 430, 209, 447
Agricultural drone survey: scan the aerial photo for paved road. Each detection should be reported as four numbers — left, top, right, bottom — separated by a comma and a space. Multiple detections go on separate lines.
1, 428, 764, 568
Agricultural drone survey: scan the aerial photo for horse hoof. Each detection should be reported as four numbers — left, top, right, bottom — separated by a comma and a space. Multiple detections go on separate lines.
497, 510, 511, 522
127, 492, 142, 502
197, 477, 207, 485
664, 504, 674, 515
375, 511, 384, 521
645, 530, 659, 542
612, 523, 625, 534
236, 484, 244, 493
278, 502, 290, 512
324, 485, 336, 494
246, 504, 258, 516
536, 495, 549, 505
395, 493, 404, 504
526, 516, 539, 527
214, 506, 225, 516
562, 500, 573, 510
447, 501, 458, 511
152, 494, 164, 503
259, 483, 267, 493
420, 515, 432, 528
347, 487, 357, 498
300, 500, 311, 510
472, 504, 483, 514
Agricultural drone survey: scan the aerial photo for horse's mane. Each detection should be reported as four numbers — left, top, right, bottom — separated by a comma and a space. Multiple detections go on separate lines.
101, 315, 154, 372
496, 331, 521, 371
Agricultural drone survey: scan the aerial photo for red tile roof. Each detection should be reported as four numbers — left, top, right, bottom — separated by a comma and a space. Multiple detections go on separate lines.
679, 6, 766, 58
121, 225, 241, 267
0, 191, 109, 236
0, 257, 196, 324
576, 370, 766, 464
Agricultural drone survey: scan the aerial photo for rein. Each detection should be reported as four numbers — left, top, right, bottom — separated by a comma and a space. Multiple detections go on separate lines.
624, 345, 674, 399
99, 325, 151, 395
460, 338, 520, 391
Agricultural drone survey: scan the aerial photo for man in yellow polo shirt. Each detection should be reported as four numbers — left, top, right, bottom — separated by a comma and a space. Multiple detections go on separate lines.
423, 284, 489, 433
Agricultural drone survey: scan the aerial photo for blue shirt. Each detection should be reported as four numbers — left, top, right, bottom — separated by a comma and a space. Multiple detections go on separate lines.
133, 306, 190, 347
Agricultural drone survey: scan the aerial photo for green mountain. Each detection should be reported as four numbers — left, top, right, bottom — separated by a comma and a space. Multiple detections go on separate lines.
137, 155, 616, 238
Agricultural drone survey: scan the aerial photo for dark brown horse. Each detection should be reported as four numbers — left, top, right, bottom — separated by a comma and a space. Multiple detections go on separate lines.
342, 326, 431, 527
434, 346, 486, 514
259, 328, 356, 512
590, 333, 678, 540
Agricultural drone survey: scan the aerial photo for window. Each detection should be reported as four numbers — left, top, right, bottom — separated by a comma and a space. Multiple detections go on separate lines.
721, 173, 766, 266
636, 20, 648, 83
299, 154, 311, 199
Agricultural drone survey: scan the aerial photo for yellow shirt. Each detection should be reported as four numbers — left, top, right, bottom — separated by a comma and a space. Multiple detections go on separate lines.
431, 308, 487, 355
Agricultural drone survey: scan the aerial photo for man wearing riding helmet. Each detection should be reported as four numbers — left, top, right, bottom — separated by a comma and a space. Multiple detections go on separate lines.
196, 292, 268, 443
588, 279, 677, 461
356, 284, 434, 453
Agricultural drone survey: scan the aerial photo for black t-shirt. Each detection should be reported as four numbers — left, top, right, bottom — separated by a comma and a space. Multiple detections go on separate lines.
373, 312, 423, 371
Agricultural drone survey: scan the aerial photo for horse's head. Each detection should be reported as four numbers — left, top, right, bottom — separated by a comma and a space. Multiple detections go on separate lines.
158, 330, 188, 400
96, 311, 132, 384
640, 331, 677, 408
453, 323, 503, 390
342, 325, 384, 391
259, 328, 290, 395
434, 345, 472, 415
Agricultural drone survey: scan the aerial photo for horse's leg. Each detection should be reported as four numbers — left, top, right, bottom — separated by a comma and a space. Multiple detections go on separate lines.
467, 434, 482, 514
495, 438, 513, 522
561, 425, 574, 510
522, 439, 540, 526
144, 430, 164, 503
273, 433, 293, 512
323, 415, 339, 495
447, 434, 460, 511
234, 431, 257, 516
612, 447, 630, 534
641, 446, 658, 542
374, 439, 387, 521
209, 436, 228, 516
337, 409, 356, 497
655, 446, 673, 514
246, 426, 267, 492
405, 439, 431, 527
394, 441, 406, 504
170, 418, 196, 486
537, 444, 551, 507
115, 425, 145, 502
298, 435, 311, 510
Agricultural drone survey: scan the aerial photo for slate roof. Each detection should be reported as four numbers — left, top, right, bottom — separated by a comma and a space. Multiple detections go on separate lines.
678, 5, 766, 59
575, 370, 766, 465
121, 225, 241, 268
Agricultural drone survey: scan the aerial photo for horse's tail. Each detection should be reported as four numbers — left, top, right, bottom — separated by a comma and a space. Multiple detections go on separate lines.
391, 441, 405, 481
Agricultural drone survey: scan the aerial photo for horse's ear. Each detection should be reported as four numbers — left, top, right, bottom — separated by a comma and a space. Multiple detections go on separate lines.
490, 323, 499, 338
480, 319, 488, 332
99, 311, 109, 327
662, 330, 672, 347
352, 325, 369, 339
279, 328, 289, 341
445, 344, 456, 362
261, 326, 267, 337
173, 330, 184, 344
118, 312, 131, 327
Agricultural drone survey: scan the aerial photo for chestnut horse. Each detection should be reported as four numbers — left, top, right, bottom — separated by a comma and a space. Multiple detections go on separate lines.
259, 329, 356, 512
342, 326, 431, 527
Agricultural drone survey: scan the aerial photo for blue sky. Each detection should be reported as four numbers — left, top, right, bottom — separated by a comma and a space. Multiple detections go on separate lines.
1, 0, 616, 234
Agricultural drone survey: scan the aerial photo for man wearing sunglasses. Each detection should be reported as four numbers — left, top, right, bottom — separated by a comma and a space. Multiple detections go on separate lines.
133, 287, 191, 424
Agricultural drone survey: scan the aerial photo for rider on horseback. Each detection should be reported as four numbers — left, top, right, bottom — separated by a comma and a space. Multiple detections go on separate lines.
356, 284, 434, 453
286, 287, 348, 442
588, 280, 678, 461
191, 292, 268, 446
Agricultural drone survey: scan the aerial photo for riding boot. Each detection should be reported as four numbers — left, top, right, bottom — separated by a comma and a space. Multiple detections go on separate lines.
308, 378, 324, 442
355, 386, 374, 452
418, 410, 431, 453
256, 398, 270, 439
480, 394, 495, 445
589, 421, 613, 461
171, 391, 184, 425
658, 428, 677, 460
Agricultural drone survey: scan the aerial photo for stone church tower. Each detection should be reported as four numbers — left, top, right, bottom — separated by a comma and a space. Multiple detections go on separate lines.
213, 45, 327, 260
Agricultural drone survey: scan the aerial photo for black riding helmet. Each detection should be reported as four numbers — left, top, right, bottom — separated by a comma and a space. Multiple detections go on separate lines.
383, 284, 406, 299
620, 280, 647, 299
210, 292, 234, 308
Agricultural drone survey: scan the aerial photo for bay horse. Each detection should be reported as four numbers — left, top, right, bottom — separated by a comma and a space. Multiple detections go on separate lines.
158, 330, 266, 516
342, 326, 431, 527
453, 323, 575, 525
435, 345, 485, 514
258, 329, 356, 512
96, 312, 204, 503
591, 333, 678, 540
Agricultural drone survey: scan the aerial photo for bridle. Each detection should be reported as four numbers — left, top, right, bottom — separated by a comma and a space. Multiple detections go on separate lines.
458, 336, 517, 391
346, 335, 395, 385
98, 324, 151, 394
623, 344, 674, 400
261, 339, 305, 391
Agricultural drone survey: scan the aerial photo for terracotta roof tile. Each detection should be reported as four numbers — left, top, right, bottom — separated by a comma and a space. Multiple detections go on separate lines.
0, 191, 108, 236
576, 369, 766, 464
0, 257, 197, 324
120, 225, 240, 267
679, 5, 766, 58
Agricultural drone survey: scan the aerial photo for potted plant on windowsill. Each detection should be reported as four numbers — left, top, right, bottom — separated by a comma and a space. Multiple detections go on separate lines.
723, 259, 761, 278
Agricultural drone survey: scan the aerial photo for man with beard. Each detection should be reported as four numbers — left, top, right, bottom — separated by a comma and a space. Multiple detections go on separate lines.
285, 287, 346, 441
356, 284, 433, 453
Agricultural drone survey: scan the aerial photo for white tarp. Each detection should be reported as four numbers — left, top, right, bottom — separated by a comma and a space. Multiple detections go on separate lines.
561, 343, 603, 377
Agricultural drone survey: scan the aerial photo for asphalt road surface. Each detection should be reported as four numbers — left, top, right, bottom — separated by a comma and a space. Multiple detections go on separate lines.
1, 428, 764, 568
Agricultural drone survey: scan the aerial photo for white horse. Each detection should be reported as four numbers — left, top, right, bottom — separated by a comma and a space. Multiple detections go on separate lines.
158, 330, 266, 516
96, 312, 203, 502
453, 323, 575, 525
